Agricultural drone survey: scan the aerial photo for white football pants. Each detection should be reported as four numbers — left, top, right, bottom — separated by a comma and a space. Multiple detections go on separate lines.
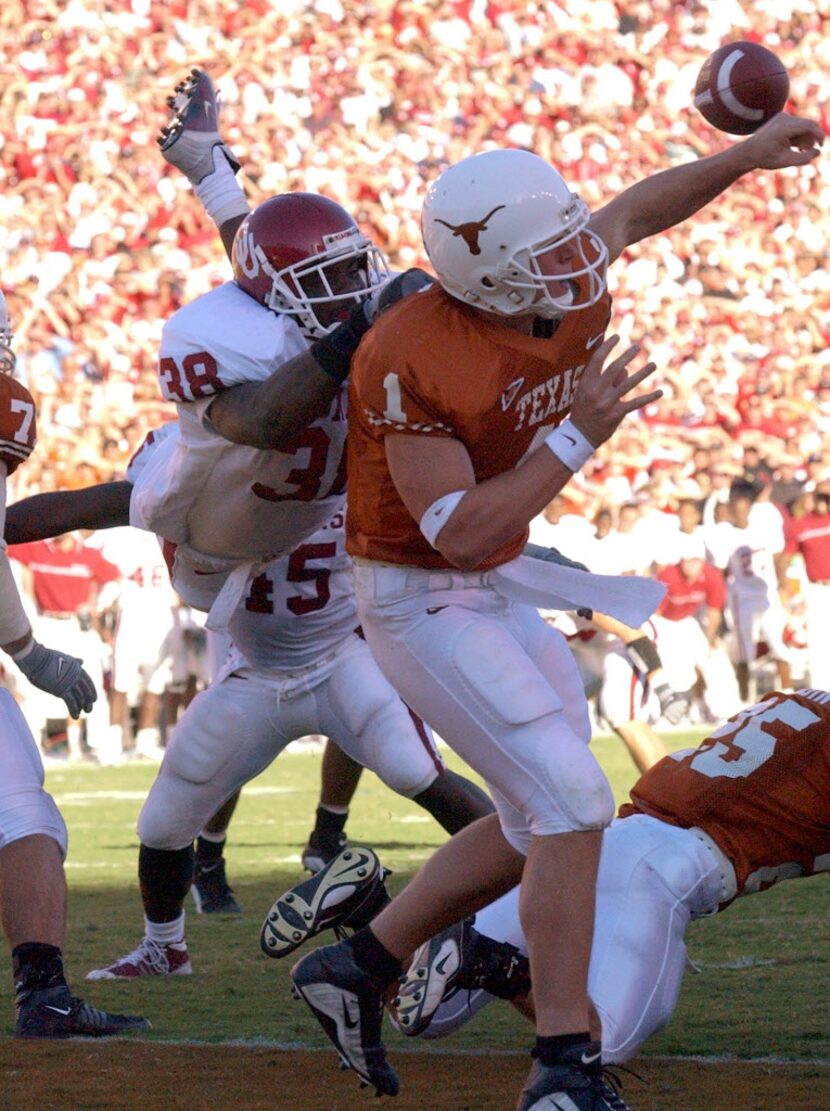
138, 631, 443, 849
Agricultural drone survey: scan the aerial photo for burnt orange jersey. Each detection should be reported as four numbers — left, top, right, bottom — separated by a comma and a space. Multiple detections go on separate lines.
347, 283, 611, 570
0, 375, 37, 475
620, 689, 830, 902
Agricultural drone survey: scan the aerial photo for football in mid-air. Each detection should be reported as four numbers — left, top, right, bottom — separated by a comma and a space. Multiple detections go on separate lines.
693, 41, 789, 135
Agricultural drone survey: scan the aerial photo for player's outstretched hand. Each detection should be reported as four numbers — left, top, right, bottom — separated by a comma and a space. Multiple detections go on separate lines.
15, 641, 98, 719
569, 334, 661, 449
740, 112, 824, 169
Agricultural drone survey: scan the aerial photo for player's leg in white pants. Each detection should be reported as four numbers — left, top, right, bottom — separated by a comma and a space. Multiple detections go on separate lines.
317, 634, 444, 799
0, 688, 68, 951
426, 815, 725, 1062
138, 669, 300, 849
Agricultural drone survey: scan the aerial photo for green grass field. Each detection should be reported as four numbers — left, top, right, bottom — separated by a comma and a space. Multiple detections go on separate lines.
3, 732, 828, 1063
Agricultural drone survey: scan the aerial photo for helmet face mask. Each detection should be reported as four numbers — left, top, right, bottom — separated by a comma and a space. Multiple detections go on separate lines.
0, 291, 15, 374
422, 150, 608, 320
232, 194, 389, 338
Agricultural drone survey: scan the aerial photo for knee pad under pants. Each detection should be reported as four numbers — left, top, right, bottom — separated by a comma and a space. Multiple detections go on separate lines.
323, 637, 443, 798
360, 595, 614, 848
137, 674, 287, 848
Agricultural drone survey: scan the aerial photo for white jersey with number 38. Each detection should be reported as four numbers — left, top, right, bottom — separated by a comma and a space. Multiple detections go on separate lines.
128, 284, 348, 608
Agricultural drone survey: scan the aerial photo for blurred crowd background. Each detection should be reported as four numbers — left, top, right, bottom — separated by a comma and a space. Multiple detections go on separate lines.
1, 0, 828, 757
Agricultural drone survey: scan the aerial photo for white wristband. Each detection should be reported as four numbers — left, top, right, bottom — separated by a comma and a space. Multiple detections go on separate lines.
544, 419, 595, 472
420, 490, 467, 549
193, 147, 249, 228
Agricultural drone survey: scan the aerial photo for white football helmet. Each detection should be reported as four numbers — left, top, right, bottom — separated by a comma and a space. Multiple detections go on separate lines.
421, 149, 607, 320
0, 291, 15, 374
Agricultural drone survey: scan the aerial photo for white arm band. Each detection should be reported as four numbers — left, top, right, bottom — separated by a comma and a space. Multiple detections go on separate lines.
544, 418, 595, 472
419, 490, 467, 549
193, 147, 249, 228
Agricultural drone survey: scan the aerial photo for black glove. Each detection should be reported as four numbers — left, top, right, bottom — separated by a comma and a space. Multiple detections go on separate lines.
363, 268, 435, 323
523, 541, 590, 573
15, 641, 98, 719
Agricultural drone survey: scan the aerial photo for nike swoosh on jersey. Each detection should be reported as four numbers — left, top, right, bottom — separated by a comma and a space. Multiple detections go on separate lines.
501, 377, 525, 411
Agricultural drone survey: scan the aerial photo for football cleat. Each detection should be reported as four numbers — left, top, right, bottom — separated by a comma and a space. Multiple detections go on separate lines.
15, 984, 150, 1039
517, 1044, 631, 1111
291, 942, 399, 1096
192, 856, 243, 914
260, 846, 390, 959
301, 829, 348, 874
157, 68, 240, 184
393, 917, 530, 1036
86, 937, 191, 980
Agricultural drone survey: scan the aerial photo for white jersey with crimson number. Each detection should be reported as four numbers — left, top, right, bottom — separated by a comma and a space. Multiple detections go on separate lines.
226, 510, 358, 672
129, 283, 347, 608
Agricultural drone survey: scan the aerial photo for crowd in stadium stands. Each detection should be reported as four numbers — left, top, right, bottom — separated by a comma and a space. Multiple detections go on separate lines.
1, 0, 828, 754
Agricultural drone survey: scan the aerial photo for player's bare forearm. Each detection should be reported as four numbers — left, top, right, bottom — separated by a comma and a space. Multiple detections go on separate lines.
388, 337, 660, 570
442, 449, 577, 569
4, 482, 132, 544
208, 353, 342, 449
592, 112, 824, 261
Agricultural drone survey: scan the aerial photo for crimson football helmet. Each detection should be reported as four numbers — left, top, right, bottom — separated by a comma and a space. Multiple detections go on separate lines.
421, 149, 607, 320
0, 291, 15, 374
232, 193, 389, 338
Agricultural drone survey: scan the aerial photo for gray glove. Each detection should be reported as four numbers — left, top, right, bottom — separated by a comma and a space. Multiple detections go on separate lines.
654, 682, 690, 726
364, 268, 435, 323
15, 641, 98, 719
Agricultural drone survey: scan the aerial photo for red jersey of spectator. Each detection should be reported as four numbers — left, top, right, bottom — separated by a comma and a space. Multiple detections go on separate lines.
785, 511, 830, 583
656, 561, 726, 621
9, 538, 119, 615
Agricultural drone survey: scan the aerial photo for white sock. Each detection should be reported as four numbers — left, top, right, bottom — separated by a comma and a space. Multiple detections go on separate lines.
145, 912, 185, 946
135, 727, 162, 753
194, 147, 249, 227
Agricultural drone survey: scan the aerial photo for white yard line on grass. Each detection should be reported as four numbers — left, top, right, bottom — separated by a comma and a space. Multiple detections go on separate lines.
134, 1038, 830, 1067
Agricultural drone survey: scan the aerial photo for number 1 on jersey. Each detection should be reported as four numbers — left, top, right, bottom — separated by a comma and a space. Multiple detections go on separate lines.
383, 373, 407, 424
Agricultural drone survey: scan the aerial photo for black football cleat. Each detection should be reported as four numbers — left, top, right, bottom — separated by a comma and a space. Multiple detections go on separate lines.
15, 984, 151, 1039
291, 942, 399, 1096
261, 846, 389, 959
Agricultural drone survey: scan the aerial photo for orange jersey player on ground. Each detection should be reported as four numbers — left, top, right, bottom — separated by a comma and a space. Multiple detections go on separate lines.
621, 687, 830, 899
290, 112, 824, 1111
391, 688, 830, 1064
